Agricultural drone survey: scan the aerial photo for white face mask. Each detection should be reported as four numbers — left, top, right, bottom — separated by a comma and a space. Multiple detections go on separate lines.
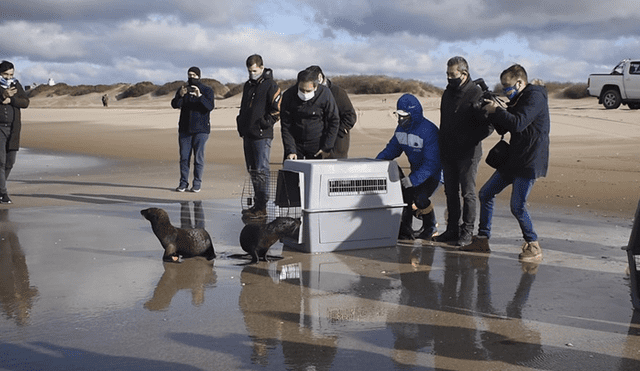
298, 89, 315, 101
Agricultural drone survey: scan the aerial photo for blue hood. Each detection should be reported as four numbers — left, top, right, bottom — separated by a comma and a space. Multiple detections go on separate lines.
397, 94, 423, 121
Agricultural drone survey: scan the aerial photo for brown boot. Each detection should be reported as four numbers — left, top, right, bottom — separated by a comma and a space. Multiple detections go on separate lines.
459, 235, 490, 252
518, 241, 542, 262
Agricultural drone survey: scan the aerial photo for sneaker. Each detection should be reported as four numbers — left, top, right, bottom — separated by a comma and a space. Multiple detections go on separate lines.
434, 229, 459, 243
242, 206, 267, 219
190, 186, 201, 193
456, 230, 473, 246
459, 235, 490, 252
519, 241, 542, 262
175, 186, 187, 192
0, 193, 12, 204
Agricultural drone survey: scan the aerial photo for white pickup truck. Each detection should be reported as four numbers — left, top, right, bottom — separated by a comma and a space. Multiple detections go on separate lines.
587, 59, 640, 109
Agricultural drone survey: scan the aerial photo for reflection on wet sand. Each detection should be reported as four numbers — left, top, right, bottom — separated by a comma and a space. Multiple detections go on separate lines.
0, 210, 39, 326
144, 258, 217, 311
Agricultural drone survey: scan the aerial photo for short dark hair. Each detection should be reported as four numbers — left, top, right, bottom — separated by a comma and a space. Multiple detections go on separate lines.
246, 54, 263, 68
501, 64, 528, 84
447, 56, 469, 74
305, 65, 324, 82
0, 60, 14, 74
297, 69, 319, 86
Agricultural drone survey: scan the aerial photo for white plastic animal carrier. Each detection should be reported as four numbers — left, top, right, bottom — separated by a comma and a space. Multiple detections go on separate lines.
275, 158, 405, 253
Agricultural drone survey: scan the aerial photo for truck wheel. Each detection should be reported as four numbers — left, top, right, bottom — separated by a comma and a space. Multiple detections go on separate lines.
602, 89, 621, 109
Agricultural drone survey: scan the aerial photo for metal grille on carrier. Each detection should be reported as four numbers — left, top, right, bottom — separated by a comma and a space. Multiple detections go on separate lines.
241, 170, 302, 222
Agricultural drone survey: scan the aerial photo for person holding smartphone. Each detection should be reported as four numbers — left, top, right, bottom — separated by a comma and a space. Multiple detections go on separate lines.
0, 60, 29, 204
170, 66, 215, 193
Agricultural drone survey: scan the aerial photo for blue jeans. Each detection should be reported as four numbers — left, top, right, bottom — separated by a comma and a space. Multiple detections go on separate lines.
478, 171, 538, 242
243, 138, 272, 209
178, 132, 209, 188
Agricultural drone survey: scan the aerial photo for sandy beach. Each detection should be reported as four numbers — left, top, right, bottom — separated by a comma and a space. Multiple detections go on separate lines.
3, 89, 640, 370
7, 89, 639, 218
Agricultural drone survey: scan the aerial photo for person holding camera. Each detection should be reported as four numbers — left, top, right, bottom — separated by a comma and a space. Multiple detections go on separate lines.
435, 56, 493, 246
171, 66, 215, 193
376, 94, 441, 241
0, 60, 29, 204
280, 69, 340, 160
465, 64, 550, 262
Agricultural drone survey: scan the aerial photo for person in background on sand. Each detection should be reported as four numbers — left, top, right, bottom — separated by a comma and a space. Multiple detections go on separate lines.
463, 64, 550, 263
237, 55, 281, 219
280, 69, 340, 160
304, 65, 357, 159
171, 66, 215, 193
101, 94, 109, 107
436, 56, 493, 247
376, 94, 442, 241
0, 60, 29, 204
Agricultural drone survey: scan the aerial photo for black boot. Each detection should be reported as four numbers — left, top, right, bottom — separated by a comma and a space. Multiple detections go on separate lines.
416, 210, 437, 241
398, 207, 415, 240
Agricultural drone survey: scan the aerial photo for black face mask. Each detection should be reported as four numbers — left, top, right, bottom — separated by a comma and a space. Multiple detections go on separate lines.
447, 77, 462, 89
398, 115, 412, 128
188, 77, 199, 86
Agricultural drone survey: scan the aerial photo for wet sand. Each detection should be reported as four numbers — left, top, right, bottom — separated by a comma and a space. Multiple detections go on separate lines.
1, 92, 640, 370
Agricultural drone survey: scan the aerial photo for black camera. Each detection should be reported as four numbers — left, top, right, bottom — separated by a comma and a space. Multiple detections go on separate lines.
471, 78, 501, 111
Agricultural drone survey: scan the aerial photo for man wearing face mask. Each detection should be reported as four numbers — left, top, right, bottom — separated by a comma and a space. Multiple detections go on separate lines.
237, 55, 281, 219
280, 69, 339, 160
465, 64, 550, 262
436, 56, 493, 246
0, 60, 29, 204
304, 65, 356, 159
171, 66, 215, 193
376, 94, 442, 241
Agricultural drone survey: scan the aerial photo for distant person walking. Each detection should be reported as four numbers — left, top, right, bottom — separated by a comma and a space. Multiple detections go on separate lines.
280, 69, 340, 160
101, 94, 109, 107
237, 55, 281, 219
171, 66, 215, 193
305, 65, 356, 159
465, 64, 550, 262
0, 60, 29, 204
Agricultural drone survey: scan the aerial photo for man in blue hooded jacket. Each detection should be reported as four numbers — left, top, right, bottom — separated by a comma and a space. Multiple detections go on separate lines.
376, 94, 442, 241
171, 66, 215, 193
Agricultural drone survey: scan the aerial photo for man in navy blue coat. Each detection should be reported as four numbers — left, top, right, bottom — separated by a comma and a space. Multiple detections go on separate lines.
465, 64, 550, 262
171, 66, 215, 193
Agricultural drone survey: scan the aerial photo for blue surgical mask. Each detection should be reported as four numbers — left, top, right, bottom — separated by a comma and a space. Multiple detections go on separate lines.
502, 86, 517, 100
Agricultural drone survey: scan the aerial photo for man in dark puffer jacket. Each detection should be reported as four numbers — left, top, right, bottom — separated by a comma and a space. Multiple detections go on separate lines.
237, 55, 281, 219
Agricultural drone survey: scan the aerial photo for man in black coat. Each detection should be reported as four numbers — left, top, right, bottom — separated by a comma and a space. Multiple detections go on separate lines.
237, 55, 281, 219
305, 65, 356, 159
280, 69, 340, 160
465, 64, 550, 263
436, 56, 493, 246
0, 60, 29, 204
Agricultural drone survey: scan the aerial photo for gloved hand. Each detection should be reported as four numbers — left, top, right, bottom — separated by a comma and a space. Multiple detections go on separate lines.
401, 176, 412, 188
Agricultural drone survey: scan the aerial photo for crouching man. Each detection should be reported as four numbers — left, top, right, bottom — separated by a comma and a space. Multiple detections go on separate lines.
376, 94, 442, 241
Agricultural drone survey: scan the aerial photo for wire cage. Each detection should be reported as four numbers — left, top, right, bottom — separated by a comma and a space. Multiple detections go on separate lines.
241, 169, 302, 222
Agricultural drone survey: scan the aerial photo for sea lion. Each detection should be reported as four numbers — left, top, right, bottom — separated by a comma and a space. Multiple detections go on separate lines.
141, 207, 216, 262
238, 217, 301, 264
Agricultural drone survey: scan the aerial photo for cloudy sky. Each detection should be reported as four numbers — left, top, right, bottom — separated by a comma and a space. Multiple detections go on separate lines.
2, 0, 639, 89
